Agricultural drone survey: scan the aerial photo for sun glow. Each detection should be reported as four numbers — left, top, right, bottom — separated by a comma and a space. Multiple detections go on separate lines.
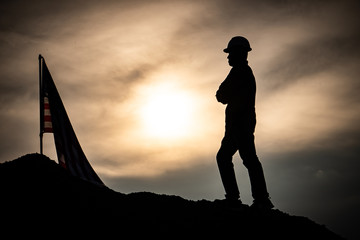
138, 81, 195, 140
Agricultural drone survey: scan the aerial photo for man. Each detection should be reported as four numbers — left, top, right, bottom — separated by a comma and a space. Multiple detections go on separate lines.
216, 36, 274, 209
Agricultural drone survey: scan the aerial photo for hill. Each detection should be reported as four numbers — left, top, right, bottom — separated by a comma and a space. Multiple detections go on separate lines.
0, 153, 345, 239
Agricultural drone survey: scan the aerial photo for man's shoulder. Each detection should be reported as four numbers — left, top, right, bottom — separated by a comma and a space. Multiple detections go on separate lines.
231, 64, 254, 76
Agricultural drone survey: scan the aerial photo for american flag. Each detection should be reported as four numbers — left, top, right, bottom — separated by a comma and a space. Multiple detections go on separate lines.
39, 55, 104, 185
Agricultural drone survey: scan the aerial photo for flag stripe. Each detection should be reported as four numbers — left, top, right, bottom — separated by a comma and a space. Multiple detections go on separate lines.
43, 96, 53, 133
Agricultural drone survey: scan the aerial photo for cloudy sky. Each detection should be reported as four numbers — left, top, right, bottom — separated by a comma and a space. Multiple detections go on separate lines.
1, 0, 360, 238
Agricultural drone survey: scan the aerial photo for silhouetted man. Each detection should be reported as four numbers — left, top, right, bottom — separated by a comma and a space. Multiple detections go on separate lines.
216, 36, 274, 209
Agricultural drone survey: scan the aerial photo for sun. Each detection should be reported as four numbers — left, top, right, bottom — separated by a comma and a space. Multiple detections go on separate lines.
139, 82, 195, 140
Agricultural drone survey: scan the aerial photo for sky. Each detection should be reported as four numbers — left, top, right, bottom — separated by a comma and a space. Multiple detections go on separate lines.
1, 0, 360, 238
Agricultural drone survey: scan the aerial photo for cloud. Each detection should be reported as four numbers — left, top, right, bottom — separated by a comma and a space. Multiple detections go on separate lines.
1, 0, 359, 174
262, 32, 360, 91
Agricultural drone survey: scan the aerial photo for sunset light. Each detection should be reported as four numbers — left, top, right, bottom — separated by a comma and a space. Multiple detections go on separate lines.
138, 81, 195, 140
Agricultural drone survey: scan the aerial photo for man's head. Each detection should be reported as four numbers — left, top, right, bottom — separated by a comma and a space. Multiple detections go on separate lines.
224, 36, 251, 66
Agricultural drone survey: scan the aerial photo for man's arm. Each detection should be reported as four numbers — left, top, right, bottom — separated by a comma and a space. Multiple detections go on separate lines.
216, 87, 228, 104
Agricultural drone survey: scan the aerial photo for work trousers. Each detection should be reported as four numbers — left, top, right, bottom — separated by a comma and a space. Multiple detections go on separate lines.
216, 130, 269, 201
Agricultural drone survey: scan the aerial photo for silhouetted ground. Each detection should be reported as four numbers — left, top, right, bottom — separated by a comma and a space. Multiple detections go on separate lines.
0, 153, 345, 239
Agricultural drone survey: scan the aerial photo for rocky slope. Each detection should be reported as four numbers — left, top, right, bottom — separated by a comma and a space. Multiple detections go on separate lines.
0, 153, 345, 239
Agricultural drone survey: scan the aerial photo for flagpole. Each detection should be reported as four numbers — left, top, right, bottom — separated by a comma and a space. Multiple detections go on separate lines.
39, 54, 43, 155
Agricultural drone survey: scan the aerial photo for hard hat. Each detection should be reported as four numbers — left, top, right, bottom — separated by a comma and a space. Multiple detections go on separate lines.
223, 36, 252, 53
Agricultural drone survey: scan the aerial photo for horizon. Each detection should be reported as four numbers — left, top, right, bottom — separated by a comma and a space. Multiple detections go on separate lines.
1, 1, 360, 239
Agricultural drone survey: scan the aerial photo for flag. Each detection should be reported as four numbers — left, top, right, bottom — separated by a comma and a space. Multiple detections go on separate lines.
39, 55, 104, 186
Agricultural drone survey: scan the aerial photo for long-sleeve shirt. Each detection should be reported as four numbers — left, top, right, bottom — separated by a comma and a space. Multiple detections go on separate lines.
216, 62, 257, 133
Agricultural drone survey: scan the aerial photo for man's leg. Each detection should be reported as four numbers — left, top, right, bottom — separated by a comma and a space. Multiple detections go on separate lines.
216, 135, 240, 200
238, 133, 270, 201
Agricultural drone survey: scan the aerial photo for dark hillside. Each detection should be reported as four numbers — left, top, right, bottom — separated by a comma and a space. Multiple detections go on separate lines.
0, 153, 345, 239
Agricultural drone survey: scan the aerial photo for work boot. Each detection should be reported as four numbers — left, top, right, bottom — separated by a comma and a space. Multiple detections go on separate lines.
214, 198, 245, 208
251, 198, 274, 210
